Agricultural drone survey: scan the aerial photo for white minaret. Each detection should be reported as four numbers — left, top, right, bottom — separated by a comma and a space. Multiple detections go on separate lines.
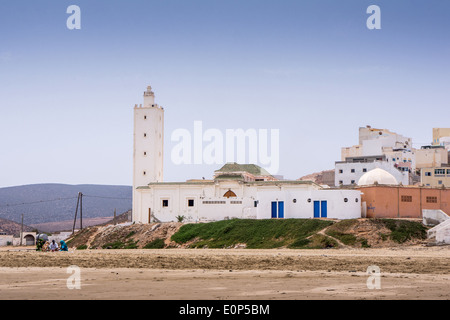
132, 86, 164, 222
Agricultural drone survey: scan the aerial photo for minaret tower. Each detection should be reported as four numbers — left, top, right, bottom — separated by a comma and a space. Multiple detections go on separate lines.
133, 86, 164, 220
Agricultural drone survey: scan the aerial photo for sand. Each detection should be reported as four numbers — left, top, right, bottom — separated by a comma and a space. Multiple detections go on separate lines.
0, 246, 449, 300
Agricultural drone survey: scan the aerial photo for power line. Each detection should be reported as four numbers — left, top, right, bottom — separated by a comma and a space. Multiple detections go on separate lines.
83, 195, 132, 200
0, 194, 131, 210
0, 197, 78, 209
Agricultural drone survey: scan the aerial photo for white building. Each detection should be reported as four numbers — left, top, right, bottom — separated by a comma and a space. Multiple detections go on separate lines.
335, 155, 409, 186
338, 126, 414, 186
342, 126, 412, 161
133, 86, 164, 217
132, 86, 361, 223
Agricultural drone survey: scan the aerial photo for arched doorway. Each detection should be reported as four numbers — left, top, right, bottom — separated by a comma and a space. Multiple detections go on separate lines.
24, 234, 35, 246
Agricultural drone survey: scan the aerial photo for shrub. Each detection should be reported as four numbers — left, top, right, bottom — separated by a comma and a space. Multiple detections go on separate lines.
125, 231, 136, 238
102, 241, 124, 249
143, 238, 165, 249
171, 219, 334, 249
377, 219, 427, 244
325, 230, 357, 246
360, 238, 371, 248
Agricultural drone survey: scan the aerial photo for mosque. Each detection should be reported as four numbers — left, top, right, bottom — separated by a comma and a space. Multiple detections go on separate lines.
131, 86, 362, 223
131, 86, 449, 223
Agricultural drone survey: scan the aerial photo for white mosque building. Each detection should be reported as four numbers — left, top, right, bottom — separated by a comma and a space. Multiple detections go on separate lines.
132, 86, 362, 223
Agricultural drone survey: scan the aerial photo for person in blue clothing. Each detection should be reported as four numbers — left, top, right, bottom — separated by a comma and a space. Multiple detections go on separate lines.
59, 240, 68, 251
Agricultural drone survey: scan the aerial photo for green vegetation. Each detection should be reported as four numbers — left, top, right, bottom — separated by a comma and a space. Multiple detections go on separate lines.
102, 241, 125, 249
325, 218, 427, 247
102, 238, 139, 249
299, 234, 338, 249
143, 238, 165, 249
125, 231, 136, 238
324, 219, 360, 246
76, 244, 88, 250
375, 219, 428, 244
360, 238, 371, 248
171, 219, 334, 249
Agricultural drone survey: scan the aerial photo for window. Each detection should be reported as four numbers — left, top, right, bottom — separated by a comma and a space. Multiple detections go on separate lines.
143, 171, 146, 175
425, 172, 432, 177
435, 169, 445, 175
254, 200, 259, 207
339, 169, 343, 174
401, 195, 412, 202
230, 201, 242, 204
344, 198, 348, 202
144, 115, 147, 120
351, 169, 355, 173
363, 168, 367, 173
144, 152, 147, 156
351, 180, 355, 184
144, 133, 147, 137
203, 201, 226, 204
223, 190, 237, 198
438, 180, 443, 185
426, 196, 438, 203
339, 180, 343, 185
355, 198, 359, 203
162, 200, 169, 207
188, 199, 194, 207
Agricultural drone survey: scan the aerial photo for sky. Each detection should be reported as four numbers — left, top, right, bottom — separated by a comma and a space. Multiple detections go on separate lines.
0, 0, 449, 188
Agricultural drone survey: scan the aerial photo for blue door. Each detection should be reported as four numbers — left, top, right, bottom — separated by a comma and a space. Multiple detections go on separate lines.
278, 201, 284, 218
271, 202, 277, 218
314, 201, 320, 218
321, 201, 327, 218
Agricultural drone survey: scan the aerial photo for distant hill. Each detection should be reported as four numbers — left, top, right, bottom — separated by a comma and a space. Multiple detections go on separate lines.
298, 169, 335, 187
0, 217, 35, 237
0, 184, 132, 226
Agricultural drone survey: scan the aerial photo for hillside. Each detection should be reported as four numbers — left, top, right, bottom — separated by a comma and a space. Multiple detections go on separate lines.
0, 217, 35, 237
0, 184, 132, 225
298, 169, 335, 187
66, 218, 430, 250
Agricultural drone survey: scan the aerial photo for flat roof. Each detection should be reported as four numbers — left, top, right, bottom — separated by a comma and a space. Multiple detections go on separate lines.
137, 179, 321, 189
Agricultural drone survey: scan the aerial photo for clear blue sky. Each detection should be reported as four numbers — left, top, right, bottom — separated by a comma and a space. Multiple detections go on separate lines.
0, 0, 449, 187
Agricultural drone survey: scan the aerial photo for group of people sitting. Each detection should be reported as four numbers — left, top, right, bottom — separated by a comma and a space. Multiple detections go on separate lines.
36, 239, 68, 252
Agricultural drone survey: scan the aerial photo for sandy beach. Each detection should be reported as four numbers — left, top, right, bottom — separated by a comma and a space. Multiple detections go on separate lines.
0, 246, 449, 300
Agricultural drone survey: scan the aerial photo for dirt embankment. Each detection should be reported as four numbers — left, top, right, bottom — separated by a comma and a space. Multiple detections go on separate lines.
67, 222, 183, 250
66, 218, 430, 251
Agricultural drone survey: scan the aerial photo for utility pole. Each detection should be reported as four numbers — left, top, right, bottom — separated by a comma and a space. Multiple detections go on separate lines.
80, 193, 83, 230
20, 214, 23, 246
72, 192, 81, 235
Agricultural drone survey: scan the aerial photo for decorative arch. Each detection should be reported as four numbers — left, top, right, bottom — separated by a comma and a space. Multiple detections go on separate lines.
223, 189, 237, 198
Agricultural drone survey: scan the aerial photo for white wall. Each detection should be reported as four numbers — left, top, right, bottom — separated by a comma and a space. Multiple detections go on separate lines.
134, 182, 362, 223
0, 235, 14, 247
335, 161, 408, 186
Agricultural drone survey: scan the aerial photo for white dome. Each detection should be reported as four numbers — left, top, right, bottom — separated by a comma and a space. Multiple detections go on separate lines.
358, 168, 398, 186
